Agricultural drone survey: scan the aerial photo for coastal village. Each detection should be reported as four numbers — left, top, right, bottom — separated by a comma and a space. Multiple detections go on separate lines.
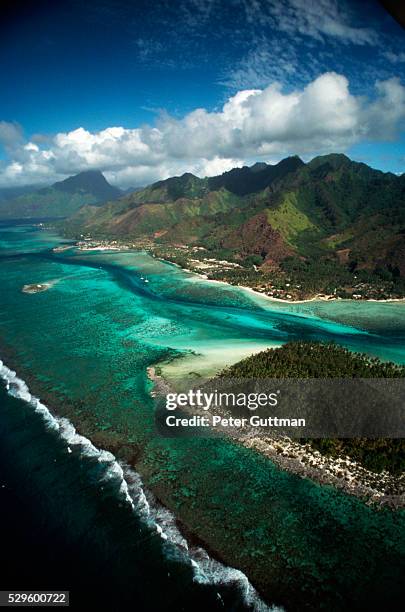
54, 236, 405, 302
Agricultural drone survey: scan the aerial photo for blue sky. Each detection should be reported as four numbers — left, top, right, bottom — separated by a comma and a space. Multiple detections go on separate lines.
0, 0, 405, 187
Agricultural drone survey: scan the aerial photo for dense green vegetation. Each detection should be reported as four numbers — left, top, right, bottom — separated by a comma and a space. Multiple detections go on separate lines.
220, 341, 405, 378
178, 252, 405, 300
63, 154, 405, 299
219, 342, 405, 474
207, 156, 303, 195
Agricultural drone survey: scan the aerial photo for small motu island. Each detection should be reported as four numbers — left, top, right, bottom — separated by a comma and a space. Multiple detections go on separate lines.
22, 283, 51, 294
151, 341, 405, 507
217, 342, 405, 486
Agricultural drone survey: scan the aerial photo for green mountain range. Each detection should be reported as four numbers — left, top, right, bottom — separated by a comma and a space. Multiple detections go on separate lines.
63, 154, 405, 297
0, 170, 122, 219
63, 155, 304, 239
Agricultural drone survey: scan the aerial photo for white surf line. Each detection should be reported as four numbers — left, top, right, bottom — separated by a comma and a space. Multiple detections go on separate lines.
0, 358, 282, 612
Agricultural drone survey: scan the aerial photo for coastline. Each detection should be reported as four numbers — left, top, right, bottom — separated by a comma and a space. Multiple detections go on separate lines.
242, 437, 405, 509
0, 356, 270, 610
184, 271, 405, 306
146, 365, 405, 509
2, 325, 403, 612
142, 251, 405, 305
2, 225, 405, 610
72, 240, 405, 305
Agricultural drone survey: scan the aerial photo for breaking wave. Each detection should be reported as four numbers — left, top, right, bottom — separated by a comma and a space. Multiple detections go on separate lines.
0, 358, 282, 612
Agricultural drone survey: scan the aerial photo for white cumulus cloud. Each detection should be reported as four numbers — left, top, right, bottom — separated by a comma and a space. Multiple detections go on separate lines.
1, 72, 405, 188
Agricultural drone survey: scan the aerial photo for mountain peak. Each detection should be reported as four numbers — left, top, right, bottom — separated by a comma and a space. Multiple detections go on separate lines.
308, 153, 351, 170
208, 155, 304, 196
0, 169, 122, 220
180, 172, 199, 179
53, 170, 122, 201
250, 162, 268, 173
147, 172, 205, 201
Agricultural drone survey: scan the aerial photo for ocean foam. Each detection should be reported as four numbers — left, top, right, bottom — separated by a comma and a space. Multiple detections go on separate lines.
0, 358, 280, 611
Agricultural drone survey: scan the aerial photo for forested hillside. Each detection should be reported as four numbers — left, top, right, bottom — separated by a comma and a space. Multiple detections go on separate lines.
63, 154, 405, 298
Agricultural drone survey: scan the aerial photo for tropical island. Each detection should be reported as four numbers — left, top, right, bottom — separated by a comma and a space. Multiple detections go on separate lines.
3, 153, 405, 608
218, 342, 405, 478
2, 0, 405, 609
150, 341, 405, 507
22, 283, 52, 294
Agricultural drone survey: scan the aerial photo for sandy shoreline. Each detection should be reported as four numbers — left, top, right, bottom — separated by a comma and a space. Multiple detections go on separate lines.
65, 241, 405, 506
199, 277, 405, 306
152, 254, 405, 305
71, 241, 405, 305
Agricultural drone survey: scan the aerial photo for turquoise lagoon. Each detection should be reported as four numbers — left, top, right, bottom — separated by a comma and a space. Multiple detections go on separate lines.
0, 221, 404, 611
